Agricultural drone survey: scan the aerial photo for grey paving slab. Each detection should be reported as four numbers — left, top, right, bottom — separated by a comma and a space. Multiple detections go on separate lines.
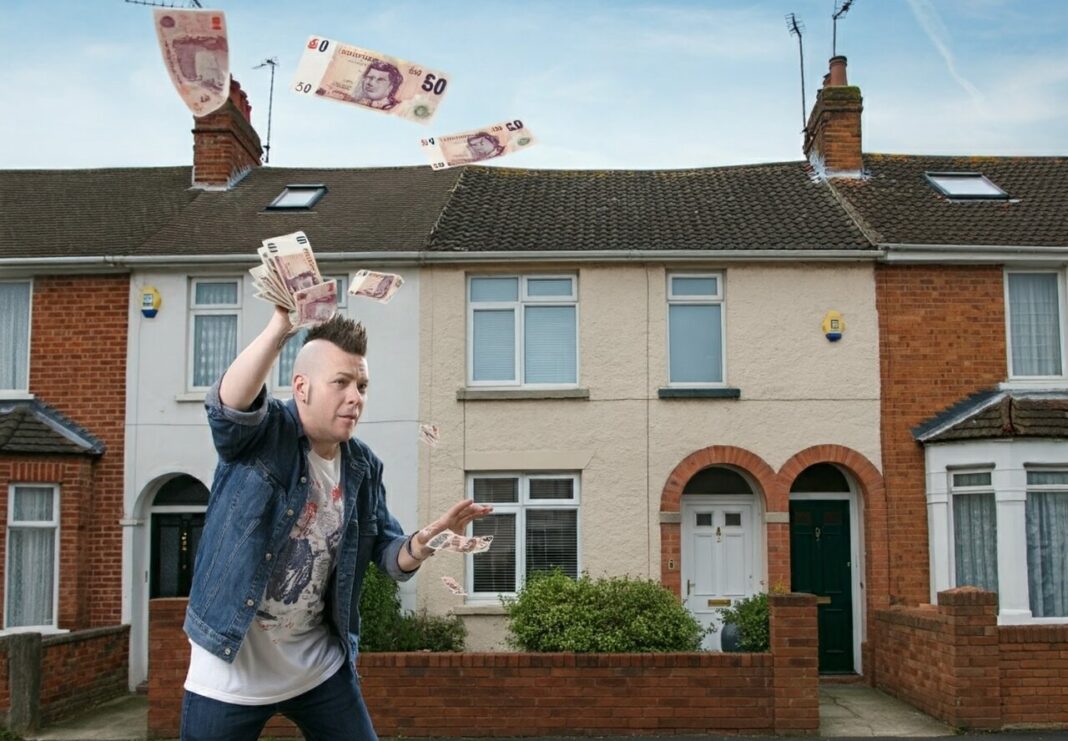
819, 684, 953, 738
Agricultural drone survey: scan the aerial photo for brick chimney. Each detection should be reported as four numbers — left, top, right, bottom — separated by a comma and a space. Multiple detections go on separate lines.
803, 56, 863, 177
192, 78, 263, 189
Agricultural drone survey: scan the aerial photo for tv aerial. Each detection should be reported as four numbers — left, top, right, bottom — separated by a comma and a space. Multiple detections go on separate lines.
124, 0, 203, 8
832, 0, 855, 57
785, 13, 806, 133
254, 57, 280, 164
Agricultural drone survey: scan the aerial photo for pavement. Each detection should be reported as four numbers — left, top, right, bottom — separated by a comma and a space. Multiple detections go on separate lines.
20, 684, 1068, 740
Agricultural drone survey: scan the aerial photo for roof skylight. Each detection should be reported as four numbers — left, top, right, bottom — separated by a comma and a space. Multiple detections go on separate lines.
266, 184, 327, 210
925, 172, 1008, 200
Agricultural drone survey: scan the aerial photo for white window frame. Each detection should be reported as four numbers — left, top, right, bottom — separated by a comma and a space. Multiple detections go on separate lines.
946, 467, 997, 591
465, 472, 581, 601
1022, 466, 1068, 620
1004, 269, 1068, 384
925, 442, 1068, 625
4, 484, 61, 633
272, 275, 348, 392
666, 271, 726, 387
187, 277, 242, 391
466, 274, 579, 389
0, 279, 33, 397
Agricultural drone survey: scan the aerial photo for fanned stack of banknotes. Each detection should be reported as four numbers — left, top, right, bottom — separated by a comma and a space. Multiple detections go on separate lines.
153, 9, 536, 169
250, 230, 403, 329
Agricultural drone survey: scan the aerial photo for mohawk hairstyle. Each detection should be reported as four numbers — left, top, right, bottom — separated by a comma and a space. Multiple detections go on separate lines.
303, 313, 367, 356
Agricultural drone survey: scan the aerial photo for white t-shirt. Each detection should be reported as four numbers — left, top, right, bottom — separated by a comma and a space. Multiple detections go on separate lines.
185, 450, 347, 704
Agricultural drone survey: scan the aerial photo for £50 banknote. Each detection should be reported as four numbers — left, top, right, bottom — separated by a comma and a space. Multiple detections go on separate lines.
153, 9, 230, 116
292, 36, 450, 124
420, 120, 536, 170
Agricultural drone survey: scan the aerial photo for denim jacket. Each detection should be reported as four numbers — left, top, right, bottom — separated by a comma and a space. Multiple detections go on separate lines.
184, 377, 414, 666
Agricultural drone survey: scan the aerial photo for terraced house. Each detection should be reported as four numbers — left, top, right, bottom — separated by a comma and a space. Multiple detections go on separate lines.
0, 56, 1065, 733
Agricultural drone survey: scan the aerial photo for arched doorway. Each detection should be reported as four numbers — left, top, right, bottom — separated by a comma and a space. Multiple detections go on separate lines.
149, 474, 209, 599
680, 466, 766, 650
789, 462, 863, 674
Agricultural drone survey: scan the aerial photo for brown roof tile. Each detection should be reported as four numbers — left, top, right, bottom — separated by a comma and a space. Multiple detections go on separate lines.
0, 400, 105, 456
832, 154, 1068, 247
428, 162, 873, 252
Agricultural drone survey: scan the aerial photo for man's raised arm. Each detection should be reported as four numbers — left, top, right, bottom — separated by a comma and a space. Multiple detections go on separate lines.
219, 306, 294, 411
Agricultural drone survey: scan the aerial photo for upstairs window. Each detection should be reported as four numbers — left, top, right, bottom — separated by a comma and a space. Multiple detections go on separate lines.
925, 172, 1008, 200
667, 273, 725, 385
1006, 271, 1064, 378
189, 279, 240, 390
0, 281, 31, 393
467, 275, 577, 387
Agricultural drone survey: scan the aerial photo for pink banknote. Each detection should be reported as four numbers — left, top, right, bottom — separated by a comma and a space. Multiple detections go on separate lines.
292, 36, 450, 124
153, 9, 229, 116
420, 120, 536, 170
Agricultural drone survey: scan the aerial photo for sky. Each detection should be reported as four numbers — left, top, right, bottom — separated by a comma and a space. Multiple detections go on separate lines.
2, 0, 1066, 171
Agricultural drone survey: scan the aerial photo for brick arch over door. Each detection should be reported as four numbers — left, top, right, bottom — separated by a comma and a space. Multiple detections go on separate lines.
659, 446, 782, 597
778, 444, 889, 671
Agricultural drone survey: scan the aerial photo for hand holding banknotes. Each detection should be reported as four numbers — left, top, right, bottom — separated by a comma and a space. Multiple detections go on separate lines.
403, 499, 494, 564
250, 231, 337, 330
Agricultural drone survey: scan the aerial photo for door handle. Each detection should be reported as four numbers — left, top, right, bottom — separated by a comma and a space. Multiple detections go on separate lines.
686, 579, 694, 596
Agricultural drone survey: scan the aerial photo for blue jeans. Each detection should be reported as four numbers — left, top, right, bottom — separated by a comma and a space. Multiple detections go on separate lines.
180, 663, 377, 741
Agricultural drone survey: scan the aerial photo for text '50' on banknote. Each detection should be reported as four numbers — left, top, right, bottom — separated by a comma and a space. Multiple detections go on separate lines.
292, 37, 450, 124
420, 120, 536, 170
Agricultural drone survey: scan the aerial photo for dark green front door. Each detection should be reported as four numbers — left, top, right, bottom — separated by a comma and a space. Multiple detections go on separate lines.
790, 500, 853, 673
150, 513, 204, 598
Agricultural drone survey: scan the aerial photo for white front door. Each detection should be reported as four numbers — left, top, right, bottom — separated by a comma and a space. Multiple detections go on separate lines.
681, 499, 755, 650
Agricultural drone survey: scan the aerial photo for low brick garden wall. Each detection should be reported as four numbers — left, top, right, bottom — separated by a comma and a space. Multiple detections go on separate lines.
150, 593, 819, 737
0, 625, 128, 733
874, 586, 1068, 731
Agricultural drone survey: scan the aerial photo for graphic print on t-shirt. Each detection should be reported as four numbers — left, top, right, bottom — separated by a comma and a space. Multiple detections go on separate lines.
256, 452, 343, 639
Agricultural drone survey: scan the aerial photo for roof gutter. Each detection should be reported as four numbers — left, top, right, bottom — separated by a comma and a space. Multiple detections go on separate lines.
0, 248, 882, 272
882, 242, 1068, 264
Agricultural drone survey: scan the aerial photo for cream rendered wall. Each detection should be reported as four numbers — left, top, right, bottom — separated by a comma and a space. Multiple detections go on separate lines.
418, 262, 880, 651
123, 265, 421, 687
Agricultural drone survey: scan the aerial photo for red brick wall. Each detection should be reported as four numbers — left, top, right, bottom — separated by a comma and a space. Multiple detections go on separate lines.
150, 595, 819, 738
29, 274, 129, 627
999, 625, 1068, 727
876, 265, 1007, 607
874, 587, 1068, 730
39, 626, 129, 724
0, 456, 96, 629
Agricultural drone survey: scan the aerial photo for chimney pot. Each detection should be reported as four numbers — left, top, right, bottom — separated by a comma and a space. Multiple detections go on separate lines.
192, 76, 263, 189
828, 55, 848, 86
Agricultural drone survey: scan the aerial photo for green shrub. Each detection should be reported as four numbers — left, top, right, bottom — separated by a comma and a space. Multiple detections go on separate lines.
718, 592, 769, 652
503, 569, 707, 652
359, 563, 466, 652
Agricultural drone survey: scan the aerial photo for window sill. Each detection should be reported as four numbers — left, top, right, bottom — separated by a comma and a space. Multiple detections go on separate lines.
175, 392, 207, 403
452, 603, 508, 616
658, 387, 741, 399
457, 388, 590, 401
0, 391, 34, 401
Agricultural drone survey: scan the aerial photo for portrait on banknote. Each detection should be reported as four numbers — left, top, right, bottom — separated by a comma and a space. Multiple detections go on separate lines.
350, 61, 403, 110
466, 132, 506, 161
